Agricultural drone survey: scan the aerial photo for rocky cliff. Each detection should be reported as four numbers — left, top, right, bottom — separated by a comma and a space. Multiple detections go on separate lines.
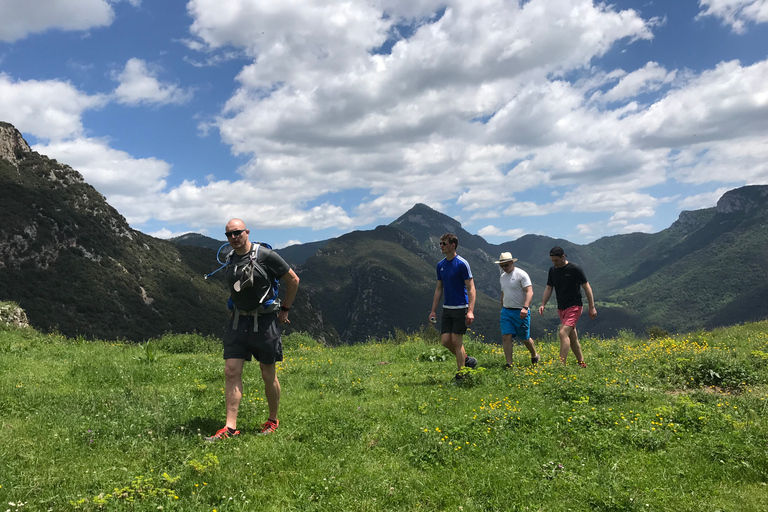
717, 185, 768, 215
0, 122, 31, 163
0, 122, 334, 342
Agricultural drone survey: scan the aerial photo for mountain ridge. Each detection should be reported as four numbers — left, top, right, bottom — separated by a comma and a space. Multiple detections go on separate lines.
2, 121, 767, 343
0, 123, 336, 343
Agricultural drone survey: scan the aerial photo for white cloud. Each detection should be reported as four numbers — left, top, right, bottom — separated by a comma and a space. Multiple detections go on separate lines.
677, 187, 732, 210
477, 225, 527, 239
33, 138, 170, 197
112, 58, 193, 106
576, 220, 652, 239
618, 223, 653, 233
609, 207, 655, 221
599, 62, 676, 103
146, 228, 177, 239
0, 0, 114, 42
192, 0, 656, 225
556, 189, 663, 214
698, 0, 768, 33
502, 201, 553, 217
457, 189, 513, 211
628, 60, 768, 148
0, 74, 106, 140
668, 136, 768, 185
6, 0, 766, 243
280, 239, 303, 249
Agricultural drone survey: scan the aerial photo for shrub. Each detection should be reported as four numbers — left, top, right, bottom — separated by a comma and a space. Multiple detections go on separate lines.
654, 395, 733, 433
454, 366, 486, 387
283, 331, 320, 350
672, 352, 758, 392
646, 325, 669, 339
418, 348, 447, 362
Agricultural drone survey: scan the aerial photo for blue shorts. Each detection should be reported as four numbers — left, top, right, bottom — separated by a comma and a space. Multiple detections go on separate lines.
500, 308, 531, 339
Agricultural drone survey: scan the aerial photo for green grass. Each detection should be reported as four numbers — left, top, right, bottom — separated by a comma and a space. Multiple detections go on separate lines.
1, 322, 768, 511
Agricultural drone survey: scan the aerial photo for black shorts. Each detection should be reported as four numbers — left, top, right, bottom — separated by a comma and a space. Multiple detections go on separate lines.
441, 308, 468, 335
223, 312, 283, 364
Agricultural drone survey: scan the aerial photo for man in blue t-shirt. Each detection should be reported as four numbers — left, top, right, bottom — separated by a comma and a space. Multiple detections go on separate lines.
429, 233, 478, 379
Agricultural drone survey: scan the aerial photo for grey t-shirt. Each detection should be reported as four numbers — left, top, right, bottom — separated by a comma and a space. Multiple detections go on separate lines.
226, 244, 291, 311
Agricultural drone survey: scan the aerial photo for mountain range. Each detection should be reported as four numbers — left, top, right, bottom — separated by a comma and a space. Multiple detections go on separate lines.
2, 121, 767, 344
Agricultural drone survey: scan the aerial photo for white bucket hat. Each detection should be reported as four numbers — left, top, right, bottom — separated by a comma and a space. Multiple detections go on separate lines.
494, 252, 518, 264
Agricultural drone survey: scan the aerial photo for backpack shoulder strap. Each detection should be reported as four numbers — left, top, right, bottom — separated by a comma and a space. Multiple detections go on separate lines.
250, 242, 261, 262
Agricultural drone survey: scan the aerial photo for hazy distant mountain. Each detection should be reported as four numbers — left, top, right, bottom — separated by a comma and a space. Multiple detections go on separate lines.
593, 186, 768, 332
2, 120, 766, 344
171, 232, 330, 266
279, 239, 331, 265
384, 189, 768, 338
166, 185, 768, 343
171, 233, 226, 252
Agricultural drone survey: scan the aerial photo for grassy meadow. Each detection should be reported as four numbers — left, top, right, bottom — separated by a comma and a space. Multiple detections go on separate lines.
1, 321, 768, 511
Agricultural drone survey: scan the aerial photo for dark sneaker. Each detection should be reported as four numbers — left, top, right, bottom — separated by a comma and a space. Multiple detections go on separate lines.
259, 419, 279, 435
204, 426, 240, 442
531, 355, 540, 365
577, 360, 587, 368
504, 363, 513, 370
464, 356, 477, 369
452, 372, 466, 384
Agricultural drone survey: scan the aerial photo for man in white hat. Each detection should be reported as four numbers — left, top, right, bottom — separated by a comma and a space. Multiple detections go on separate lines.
495, 252, 539, 367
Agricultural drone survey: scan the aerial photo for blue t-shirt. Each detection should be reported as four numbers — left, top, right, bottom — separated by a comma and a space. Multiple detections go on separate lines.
437, 255, 472, 308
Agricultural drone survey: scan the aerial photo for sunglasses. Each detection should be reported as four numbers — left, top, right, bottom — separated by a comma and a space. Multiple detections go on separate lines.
439, 241, 449, 246
225, 229, 245, 238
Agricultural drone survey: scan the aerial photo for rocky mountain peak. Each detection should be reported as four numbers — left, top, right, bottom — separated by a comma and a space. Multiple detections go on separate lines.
716, 185, 768, 215
672, 209, 710, 232
0, 122, 32, 164
391, 203, 489, 251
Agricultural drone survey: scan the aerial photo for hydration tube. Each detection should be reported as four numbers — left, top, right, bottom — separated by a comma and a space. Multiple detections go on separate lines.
204, 243, 232, 279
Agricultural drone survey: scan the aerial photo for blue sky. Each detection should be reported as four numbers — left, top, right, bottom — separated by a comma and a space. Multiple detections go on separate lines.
1, 0, 767, 248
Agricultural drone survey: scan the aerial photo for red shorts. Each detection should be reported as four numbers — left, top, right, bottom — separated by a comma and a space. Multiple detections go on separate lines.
558, 306, 583, 327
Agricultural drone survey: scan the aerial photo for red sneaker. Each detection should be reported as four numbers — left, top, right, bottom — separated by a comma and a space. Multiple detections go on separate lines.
259, 419, 279, 435
204, 426, 240, 442
577, 360, 587, 368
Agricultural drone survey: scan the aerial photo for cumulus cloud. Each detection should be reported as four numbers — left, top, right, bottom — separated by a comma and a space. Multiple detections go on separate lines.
5, 0, 767, 242
280, 239, 303, 249
457, 189, 513, 211
576, 220, 652, 239
146, 228, 180, 239
145, 180, 356, 229
0, 0, 114, 42
628, 60, 768, 148
598, 62, 676, 103
677, 187, 732, 210
478, 225, 527, 239
698, 0, 768, 33
0, 74, 106, 140
33, 138, 170, 197
186, 0, 659, 225
112, 58, 193, 106
503, 201, 553, 217
618, 222, 653, 233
